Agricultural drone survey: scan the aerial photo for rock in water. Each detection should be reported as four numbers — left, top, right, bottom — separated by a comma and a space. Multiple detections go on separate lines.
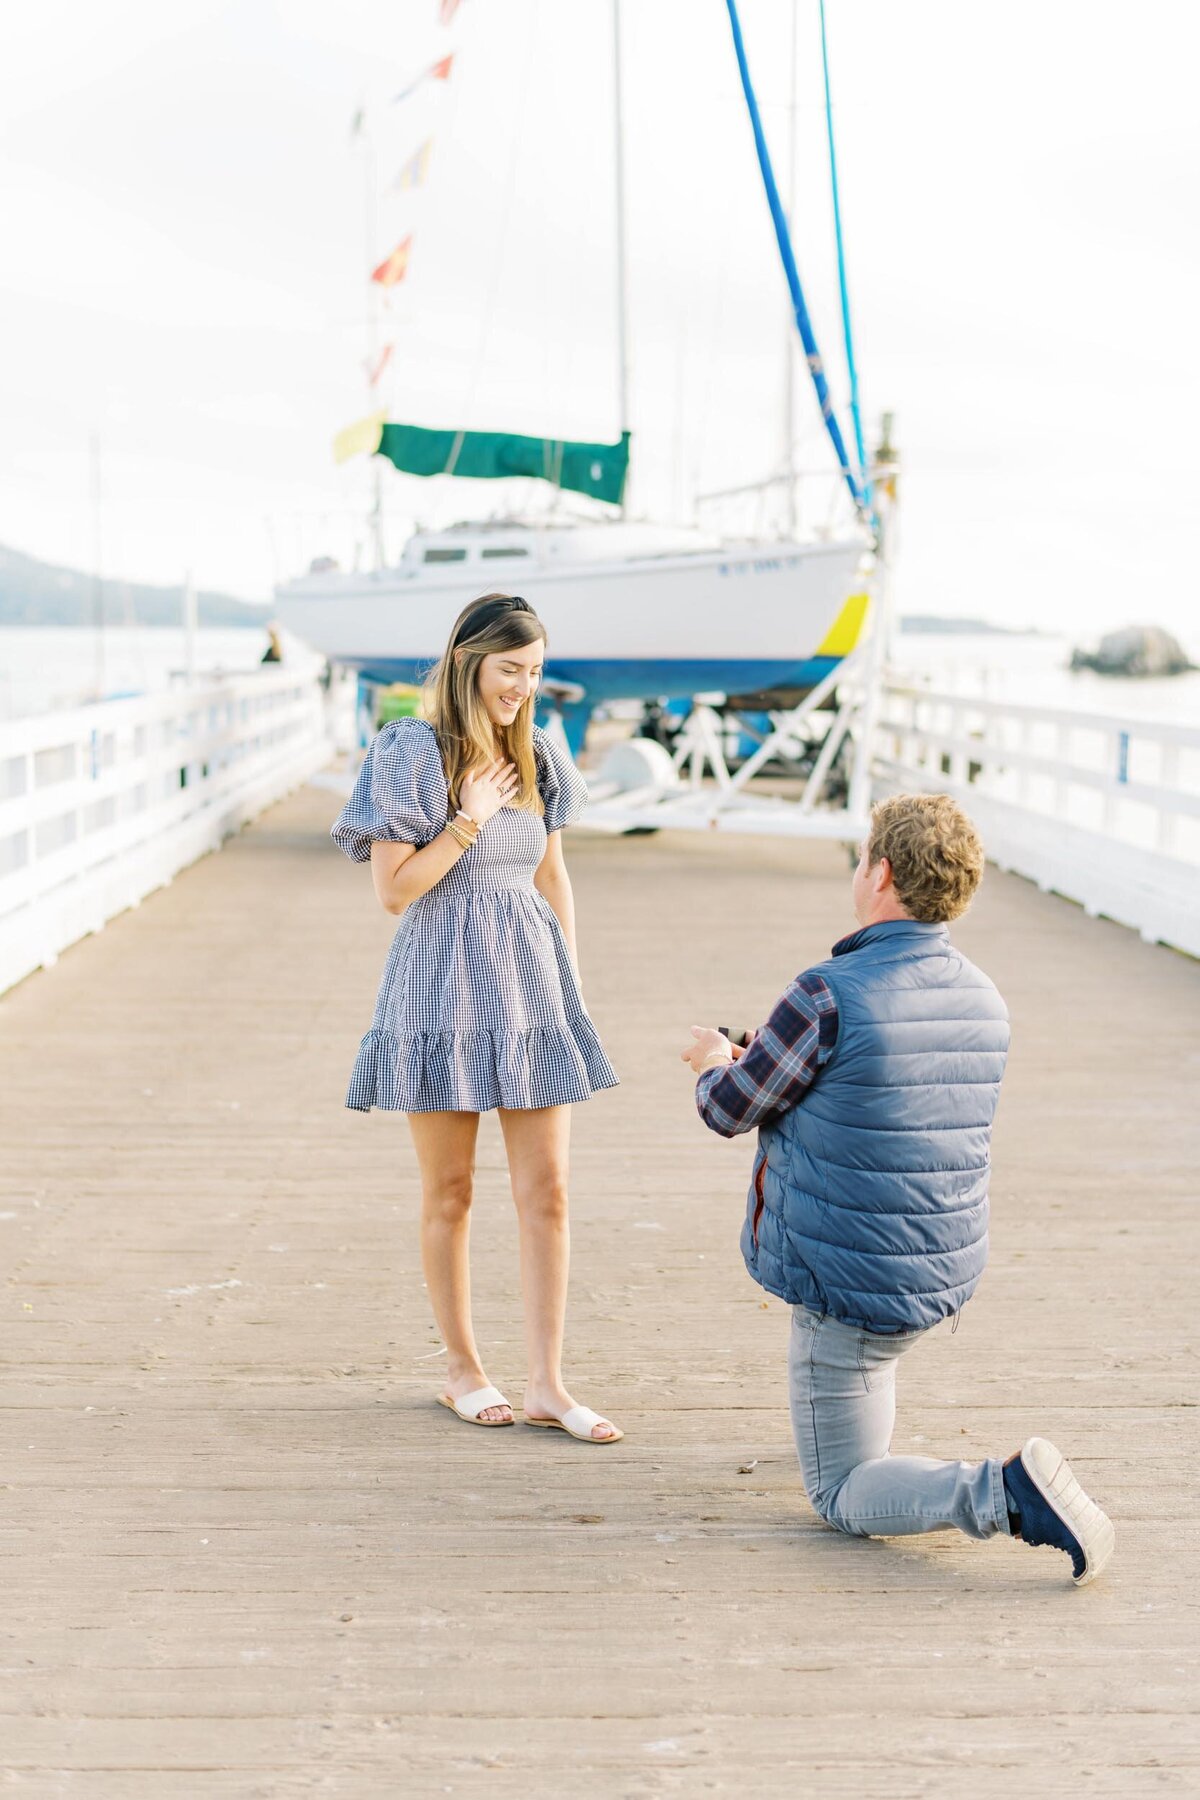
1070, 626, 1193, 677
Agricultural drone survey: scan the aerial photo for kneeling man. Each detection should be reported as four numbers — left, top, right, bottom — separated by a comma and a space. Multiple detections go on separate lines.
683, 793, 1113, 1585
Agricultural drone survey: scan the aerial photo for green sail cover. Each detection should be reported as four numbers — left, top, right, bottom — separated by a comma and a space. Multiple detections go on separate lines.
376, 424, 629, 506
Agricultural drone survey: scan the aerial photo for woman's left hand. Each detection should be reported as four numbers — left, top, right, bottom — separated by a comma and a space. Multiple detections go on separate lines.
680, 1026, 734, 1075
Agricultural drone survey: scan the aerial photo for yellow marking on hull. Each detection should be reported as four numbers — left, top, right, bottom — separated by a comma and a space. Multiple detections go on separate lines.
816, 590, 870, 658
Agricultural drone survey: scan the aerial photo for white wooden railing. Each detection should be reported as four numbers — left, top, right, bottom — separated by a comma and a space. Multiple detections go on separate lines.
875, 681, 1200, 957
0, 669, 333, 995
3, 665, 1194, 994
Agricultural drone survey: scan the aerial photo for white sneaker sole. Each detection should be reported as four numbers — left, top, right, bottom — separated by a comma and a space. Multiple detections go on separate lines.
1021, 1436, 1115, 1586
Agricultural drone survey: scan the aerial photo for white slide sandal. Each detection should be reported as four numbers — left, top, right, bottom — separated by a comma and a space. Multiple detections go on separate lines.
436, 1384, 514, 1427
525, 1404, 624, 1444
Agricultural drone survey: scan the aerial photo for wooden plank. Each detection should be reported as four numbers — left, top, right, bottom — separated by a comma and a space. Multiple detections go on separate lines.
1, 783, 1197, 1793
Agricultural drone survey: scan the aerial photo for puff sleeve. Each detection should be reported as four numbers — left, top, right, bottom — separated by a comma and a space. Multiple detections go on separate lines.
534, 725, 588, 833
330, 720, 449, 863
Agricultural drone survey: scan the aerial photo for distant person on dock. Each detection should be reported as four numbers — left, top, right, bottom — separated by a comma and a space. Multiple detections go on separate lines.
681, 794, 1114, 1584
331, 594, 622, 1443
260, 624, 283, 664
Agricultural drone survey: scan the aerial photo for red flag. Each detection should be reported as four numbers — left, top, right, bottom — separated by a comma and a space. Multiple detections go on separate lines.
391, 54, 454, 105
439, 0, 462, 21
371, 237, 412, 289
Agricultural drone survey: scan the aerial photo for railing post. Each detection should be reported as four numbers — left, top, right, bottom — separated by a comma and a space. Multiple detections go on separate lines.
1101, 729, 1120, 835
1055, 722, 1071, 821
949, 698, 967, 786
1157, 743, 1179, 855
1018, 716, 1033, 809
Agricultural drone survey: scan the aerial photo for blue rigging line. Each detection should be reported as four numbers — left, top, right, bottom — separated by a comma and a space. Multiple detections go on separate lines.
723, 0, 864, 514
818, 0, 870, 504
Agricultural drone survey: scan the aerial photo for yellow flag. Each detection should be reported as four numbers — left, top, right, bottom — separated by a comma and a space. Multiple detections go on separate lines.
392, 140, 433, 192
333, 411, 386, 465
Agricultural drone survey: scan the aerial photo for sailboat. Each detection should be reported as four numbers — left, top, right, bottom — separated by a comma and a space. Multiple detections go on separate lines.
274, 3, 871, 753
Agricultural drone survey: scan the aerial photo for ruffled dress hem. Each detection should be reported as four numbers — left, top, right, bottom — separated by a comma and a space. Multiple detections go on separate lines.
345, 1018, 620, 1114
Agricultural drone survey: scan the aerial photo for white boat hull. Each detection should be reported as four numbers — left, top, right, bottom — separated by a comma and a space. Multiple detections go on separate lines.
275, 534, 867, 707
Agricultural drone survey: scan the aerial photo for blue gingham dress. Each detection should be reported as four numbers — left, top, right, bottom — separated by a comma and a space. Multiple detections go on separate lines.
331, 720, 619, 1114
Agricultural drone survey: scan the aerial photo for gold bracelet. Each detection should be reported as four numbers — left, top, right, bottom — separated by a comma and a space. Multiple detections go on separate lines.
446, 822, 474, 851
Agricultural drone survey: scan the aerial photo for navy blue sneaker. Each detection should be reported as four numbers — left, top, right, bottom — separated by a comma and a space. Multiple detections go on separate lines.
1003, 1437, 1115, 1586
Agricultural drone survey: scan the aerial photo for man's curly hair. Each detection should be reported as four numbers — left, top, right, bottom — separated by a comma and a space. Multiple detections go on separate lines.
867, 794, 985, 923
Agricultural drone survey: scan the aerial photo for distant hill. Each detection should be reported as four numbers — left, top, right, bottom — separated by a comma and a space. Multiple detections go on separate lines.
0, 543, 270, 629
898, 614, 1040, 636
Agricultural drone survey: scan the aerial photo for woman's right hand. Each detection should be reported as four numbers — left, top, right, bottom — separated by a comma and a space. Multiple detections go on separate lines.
458, 759, 519, 828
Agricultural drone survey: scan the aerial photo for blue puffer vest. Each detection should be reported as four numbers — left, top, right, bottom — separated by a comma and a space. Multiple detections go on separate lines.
741, 920, 1010, 1332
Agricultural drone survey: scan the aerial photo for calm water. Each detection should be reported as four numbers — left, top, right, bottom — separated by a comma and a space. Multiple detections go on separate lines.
891, 629, 1199, 727
0, 626, 312, 721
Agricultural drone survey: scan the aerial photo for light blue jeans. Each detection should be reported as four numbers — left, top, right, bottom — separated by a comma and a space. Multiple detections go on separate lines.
788, 1304, 1010, 1540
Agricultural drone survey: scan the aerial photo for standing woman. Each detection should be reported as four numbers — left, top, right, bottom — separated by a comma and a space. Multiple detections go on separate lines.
331, 595, 622, 1442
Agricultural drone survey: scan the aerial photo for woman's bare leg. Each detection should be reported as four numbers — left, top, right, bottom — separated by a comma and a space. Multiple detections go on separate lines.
406, 1109, 510, 1423
498, 1105, 618, 1440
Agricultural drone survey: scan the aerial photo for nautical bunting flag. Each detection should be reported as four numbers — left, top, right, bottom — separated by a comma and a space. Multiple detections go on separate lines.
370, 236, 412, 288
391, 140, 432, 192
332, 411, 386, 466
390, 53, 454, 106
365, 345, 394, 387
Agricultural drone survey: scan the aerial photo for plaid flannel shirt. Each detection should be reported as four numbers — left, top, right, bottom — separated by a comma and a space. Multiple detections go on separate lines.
695, 969, 839, 1138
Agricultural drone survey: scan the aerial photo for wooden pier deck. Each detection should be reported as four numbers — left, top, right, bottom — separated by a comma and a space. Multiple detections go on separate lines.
2, 781, 1197, 1797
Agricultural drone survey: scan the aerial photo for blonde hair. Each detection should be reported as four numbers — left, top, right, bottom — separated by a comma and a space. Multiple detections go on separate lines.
867, 793, 985, 923
423, 593, 548, 815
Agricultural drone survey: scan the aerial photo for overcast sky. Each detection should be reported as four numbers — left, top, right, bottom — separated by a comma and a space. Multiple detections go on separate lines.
1, 0, 1196, 638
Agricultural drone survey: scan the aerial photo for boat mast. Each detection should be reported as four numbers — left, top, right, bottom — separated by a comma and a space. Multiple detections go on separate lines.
612, 0, 631, 518
90, 432, 106, 700
783, 0, 798, 540
363, 112, 385, 570
723, 0, 865, 514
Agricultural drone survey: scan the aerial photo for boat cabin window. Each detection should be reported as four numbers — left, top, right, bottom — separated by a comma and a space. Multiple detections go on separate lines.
422, 547, 468, 563
481, 547, 529, 560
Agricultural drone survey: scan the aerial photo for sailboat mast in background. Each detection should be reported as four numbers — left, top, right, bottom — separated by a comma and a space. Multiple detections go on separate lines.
362, 113, 386, 571
612, 0, 631, 520
783, 0, 798, 539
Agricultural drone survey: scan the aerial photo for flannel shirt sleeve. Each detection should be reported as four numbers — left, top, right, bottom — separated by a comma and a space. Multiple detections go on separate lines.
694, 972, 838, 1138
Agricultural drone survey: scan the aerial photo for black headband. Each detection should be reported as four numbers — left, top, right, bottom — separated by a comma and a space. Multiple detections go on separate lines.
453, 595, 534, 648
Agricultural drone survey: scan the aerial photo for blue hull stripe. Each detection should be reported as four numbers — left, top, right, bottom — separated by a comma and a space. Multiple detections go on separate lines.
344, 655, 842, 702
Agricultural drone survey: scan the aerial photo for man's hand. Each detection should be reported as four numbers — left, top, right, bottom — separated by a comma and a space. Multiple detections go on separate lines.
680, 1026, 737, 1076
